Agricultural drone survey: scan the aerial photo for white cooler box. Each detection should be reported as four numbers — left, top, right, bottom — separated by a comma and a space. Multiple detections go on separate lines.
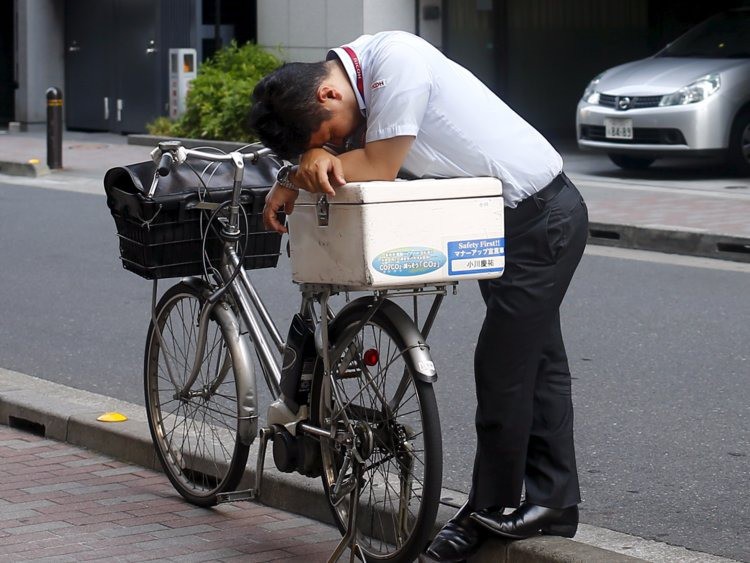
288, 177, 504, 289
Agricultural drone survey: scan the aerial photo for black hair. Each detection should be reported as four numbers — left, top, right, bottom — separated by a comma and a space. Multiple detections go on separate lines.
248, 62, 332, 159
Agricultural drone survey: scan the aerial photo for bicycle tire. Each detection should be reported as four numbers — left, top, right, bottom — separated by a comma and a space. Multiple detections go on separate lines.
144, 280, 250, 507
310, 297, 442, 562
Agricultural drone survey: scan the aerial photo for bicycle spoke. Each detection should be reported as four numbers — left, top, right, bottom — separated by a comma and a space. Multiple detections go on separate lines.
316, 305, 441, 561
146, 287, 248, 504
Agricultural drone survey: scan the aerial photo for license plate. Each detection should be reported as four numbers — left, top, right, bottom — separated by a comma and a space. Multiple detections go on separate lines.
604, 118, 633, 140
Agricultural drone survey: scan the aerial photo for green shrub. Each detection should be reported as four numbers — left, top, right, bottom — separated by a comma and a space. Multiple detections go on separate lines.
146, 116, 175, 137
148, 42, 281, 142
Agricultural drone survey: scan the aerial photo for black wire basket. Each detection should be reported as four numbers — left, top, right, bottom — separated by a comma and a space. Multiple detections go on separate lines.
104, 155, 282, 280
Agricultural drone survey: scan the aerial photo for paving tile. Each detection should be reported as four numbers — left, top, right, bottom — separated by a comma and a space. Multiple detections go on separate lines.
150, 524, 218, 538
0, 439, 47, 450
259, 516, 321, 531
0, 531, 58, 549
131, 534, 208, 550
98, 523, 170, 537
0, 509, 41, 521
74, 544, 147, 561
169, 547, 246, 562
5, 521, 72, 535
0, 424, 346, 562
225, 549, 294, 562
92, 466, 145, 477
95, 492, 162, 506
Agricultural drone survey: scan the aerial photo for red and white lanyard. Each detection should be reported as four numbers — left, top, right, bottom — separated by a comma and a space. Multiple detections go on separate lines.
342, 46, 366, 116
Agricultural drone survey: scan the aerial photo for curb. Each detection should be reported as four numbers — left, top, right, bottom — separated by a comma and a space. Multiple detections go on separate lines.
0, 367, 642, 562
0, 159, 50, 178
588, 221, 750, 263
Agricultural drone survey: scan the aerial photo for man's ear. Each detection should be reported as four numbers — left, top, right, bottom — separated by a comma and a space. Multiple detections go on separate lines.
317, 85, 343, 103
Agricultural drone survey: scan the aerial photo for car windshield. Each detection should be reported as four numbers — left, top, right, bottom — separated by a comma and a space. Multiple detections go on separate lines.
658, 10, 750, 58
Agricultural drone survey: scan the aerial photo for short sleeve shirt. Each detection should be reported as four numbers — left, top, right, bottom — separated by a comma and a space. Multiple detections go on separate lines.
328, 31, 563, 208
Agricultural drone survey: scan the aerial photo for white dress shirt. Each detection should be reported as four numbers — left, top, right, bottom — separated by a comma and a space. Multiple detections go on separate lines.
328, 31, 563, 208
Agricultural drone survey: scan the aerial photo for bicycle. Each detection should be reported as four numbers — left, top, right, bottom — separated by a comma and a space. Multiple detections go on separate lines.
103, 140, 504, 562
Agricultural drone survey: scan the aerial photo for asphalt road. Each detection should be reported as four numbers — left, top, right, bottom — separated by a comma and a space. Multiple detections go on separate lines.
0, 181, 748, 561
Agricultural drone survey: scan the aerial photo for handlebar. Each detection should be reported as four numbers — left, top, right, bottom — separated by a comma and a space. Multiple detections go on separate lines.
150, 141, 274, 175
183, 146, 274, 164
146, 141, 276, 199
157, 152, 173, 176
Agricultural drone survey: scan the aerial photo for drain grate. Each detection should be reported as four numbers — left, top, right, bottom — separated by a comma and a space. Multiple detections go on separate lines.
589, 229, 621, 240
8, 416, 46, 437
716, 242, 750, 255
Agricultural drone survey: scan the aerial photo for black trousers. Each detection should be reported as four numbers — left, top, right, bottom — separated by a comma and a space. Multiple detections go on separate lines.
468, 173, 588, 510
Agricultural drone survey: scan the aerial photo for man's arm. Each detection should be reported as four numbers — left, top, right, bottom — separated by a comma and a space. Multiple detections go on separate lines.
262, 136, 414, 233
295, 135, 415, 195
262, 182, 298, 234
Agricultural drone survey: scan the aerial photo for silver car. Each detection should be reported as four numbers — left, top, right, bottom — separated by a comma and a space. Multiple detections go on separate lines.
577, 8, 750, 174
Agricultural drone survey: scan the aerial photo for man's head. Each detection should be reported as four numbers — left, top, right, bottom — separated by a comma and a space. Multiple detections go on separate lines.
249, 60, 363, 159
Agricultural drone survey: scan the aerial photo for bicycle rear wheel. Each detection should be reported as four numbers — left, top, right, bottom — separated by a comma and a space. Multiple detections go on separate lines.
311, 297, 442, 562
144, 281, 249, 507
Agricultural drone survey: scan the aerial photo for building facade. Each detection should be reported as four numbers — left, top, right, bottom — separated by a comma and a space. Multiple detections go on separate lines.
3, 0, 747, 138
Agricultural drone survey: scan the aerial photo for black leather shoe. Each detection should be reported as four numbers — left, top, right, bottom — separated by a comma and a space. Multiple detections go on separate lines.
425, 503, 485, 562
470, 503, 578, 540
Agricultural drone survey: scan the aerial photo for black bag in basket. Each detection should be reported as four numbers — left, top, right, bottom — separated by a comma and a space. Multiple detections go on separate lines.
104, 153, 282, 280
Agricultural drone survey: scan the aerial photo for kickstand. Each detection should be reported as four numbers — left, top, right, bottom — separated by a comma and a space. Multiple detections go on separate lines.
326, 464, 367, 563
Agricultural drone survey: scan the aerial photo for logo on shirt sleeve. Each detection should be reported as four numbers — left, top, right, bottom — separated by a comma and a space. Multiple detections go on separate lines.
370, 79, 387, 90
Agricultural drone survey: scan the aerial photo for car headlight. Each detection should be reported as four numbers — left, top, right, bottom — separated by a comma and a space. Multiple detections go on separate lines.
582, 74, 603, 104
659, 74, 721, 106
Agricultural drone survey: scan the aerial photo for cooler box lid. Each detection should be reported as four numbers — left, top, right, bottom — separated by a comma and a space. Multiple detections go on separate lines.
294, 177, 502, 205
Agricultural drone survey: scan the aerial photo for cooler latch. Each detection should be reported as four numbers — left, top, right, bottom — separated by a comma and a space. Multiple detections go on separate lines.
316, 195, 329, 227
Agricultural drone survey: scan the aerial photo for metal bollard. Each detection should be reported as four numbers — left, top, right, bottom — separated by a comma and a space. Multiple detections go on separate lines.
46, 87, 63, 169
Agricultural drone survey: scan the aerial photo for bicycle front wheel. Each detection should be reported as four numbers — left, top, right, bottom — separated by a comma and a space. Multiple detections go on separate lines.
144, 280, 249, 507
311, 297, 442, 562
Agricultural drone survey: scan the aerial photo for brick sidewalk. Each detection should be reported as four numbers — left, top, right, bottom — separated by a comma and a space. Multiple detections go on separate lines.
0, 424, 346, 562
575, 181, 750, 237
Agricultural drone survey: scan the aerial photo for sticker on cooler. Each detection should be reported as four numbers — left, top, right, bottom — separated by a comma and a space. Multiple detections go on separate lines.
372, 247, 447, 277
447, 237, 505, 276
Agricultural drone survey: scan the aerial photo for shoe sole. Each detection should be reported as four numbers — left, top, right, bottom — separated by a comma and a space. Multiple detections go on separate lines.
542, 523, 577, 538
425, 543, 481, 562
425, 548, 473, 562
472, 523, 577, 541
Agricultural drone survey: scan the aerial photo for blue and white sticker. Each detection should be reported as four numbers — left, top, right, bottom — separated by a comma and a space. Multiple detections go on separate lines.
447, 238, 504, 276
372, 247, 447, 277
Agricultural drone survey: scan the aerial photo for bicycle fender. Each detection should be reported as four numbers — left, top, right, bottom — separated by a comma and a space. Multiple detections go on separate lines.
212, 303, 258, 446
378, 299, 438, 383
181, 276, 212, 299
330, 297, 438, 384
183, 277, 258, 446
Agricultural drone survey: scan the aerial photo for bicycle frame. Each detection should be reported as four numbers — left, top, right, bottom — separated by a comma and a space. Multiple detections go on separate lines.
147, 143, 452, 561
148, 142, 454, 420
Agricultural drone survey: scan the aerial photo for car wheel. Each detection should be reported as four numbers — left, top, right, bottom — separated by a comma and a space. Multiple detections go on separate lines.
728, 110, 750, 176
608, 154, 655, 170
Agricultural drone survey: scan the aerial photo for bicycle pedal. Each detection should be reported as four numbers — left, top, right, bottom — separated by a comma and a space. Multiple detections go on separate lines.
216, 489, 257, 503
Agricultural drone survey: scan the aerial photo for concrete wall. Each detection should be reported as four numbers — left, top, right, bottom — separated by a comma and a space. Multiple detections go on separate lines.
257, 0, 419, 62
14, 0, 65, 124
363, 0, 415, 35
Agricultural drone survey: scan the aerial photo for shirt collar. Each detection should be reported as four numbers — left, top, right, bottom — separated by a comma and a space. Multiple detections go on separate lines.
327, 47, 367, 117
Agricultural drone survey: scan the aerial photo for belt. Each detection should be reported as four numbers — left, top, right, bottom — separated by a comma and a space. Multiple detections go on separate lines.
505, 172, 568, 229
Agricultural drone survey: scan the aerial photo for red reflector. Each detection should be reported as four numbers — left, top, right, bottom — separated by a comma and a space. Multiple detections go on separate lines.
363, 348, 379, 366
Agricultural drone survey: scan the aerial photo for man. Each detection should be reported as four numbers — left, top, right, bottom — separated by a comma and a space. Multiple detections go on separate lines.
250, 31, 588, 562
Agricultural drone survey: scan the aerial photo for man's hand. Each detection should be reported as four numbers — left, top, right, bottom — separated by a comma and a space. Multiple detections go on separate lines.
296, 149, 346, 196
263, 183, 297, 234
